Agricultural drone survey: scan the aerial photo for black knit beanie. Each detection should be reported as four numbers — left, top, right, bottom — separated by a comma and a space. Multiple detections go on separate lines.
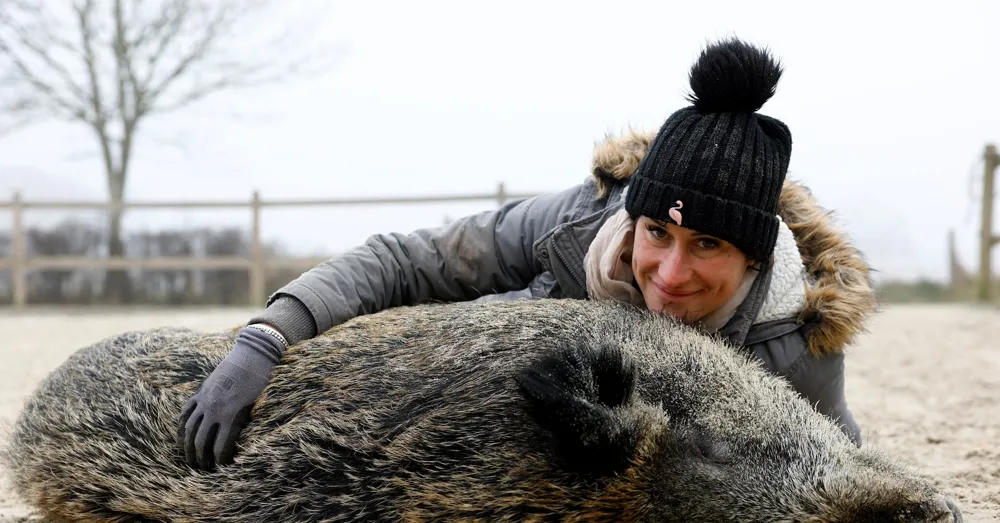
624, 37, 792, 262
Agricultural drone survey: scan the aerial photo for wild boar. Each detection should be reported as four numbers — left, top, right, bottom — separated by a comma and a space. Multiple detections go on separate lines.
3, 298, 962, 522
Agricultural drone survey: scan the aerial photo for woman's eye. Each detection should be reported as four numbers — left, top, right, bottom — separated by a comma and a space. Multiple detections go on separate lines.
697, 238, 720, 250
646, 225, 667, 239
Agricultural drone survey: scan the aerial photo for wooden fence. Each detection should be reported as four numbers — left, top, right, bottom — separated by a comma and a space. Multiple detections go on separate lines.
0, 182, 537, 309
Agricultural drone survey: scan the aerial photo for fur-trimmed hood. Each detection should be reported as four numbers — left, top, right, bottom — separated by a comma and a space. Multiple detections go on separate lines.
590, 128, 878, 357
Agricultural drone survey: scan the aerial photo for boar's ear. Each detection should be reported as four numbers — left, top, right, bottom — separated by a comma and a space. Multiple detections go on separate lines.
515, 342, 643, 476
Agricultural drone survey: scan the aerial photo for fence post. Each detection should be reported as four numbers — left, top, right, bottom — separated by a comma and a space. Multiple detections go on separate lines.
978, 144, 999, 302
11, 191, 26, 309
496, 181, 507, 207
249, 190, 265, 308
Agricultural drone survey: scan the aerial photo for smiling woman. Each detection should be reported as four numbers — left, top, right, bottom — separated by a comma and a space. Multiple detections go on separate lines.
631, 216, 755, 325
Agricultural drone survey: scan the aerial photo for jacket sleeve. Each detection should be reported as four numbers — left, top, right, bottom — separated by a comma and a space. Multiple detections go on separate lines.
252, 180, 592, 341
750, 327, 864, 446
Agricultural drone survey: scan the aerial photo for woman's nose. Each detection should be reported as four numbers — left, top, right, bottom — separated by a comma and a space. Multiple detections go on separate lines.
657, 248, 692, 288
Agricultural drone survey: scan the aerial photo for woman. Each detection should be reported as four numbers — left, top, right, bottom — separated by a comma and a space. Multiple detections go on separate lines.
178, 37, 878, 470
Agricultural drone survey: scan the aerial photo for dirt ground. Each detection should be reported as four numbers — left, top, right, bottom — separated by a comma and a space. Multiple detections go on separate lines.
0, 303, 998, 522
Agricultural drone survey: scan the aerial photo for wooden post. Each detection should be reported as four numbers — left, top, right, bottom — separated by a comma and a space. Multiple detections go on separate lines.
978, 144, 999, 302
948, 229, 965, 300
948, 229, 955, 298
11, 191, 26, 309
249, 190, 266, 307
496, 181, 507, 207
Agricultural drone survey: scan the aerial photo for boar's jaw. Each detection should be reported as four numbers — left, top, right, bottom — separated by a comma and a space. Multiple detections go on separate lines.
805, 452, 964, 523
818, 494, 962, 523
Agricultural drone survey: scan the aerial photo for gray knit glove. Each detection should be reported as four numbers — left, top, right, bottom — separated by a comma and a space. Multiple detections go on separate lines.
177, 325, 286, 470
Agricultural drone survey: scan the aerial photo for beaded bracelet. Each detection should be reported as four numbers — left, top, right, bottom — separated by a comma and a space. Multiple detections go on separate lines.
246, 323, 289, 350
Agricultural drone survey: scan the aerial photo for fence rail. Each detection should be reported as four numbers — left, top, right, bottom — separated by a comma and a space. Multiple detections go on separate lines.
0, 182, 537, 308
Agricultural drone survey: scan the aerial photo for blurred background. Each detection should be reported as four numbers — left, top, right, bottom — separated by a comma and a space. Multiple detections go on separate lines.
2, 0, 999, 308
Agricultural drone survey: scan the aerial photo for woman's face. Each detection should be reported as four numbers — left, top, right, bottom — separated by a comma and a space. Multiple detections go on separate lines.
631, 216, 752, 324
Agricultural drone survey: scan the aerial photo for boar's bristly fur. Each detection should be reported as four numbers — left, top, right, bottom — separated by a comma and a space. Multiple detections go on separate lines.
3, 299, 962, 522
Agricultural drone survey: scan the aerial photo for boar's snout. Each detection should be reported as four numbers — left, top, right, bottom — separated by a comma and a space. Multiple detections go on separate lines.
827, 471, 965, 523
943, 495, 963, 523
883, 494, 963, 523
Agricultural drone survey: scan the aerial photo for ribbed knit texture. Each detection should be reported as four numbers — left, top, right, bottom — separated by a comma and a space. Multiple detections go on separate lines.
248, 295, 318, 346
624, 38, 793, 262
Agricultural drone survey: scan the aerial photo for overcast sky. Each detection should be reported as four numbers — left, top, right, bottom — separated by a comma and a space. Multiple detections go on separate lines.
2, 0, 998, 283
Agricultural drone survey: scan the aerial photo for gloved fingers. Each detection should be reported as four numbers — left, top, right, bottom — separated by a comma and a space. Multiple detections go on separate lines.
195, 420, 221, 471
215, 404, 253, 467
184, 412, 204, 469
176, 398, 198, 448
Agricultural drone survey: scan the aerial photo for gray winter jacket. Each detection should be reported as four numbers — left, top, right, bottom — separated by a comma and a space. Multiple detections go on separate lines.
254, 130, 878, 446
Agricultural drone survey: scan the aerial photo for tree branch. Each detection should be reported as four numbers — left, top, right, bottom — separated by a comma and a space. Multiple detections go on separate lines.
0, 1, 95, 123
113, 0, 144, 120
0, 34, 84, 118
143, 0, 246, 105
74, 0, 108, 126
0, 0, 334, 152
139, 0, 336, 115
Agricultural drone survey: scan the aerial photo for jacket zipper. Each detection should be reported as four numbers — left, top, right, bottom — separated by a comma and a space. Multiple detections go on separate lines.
552, 241, 586, 292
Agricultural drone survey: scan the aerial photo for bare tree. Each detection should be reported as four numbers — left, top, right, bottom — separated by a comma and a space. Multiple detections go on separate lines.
0, 0, 334, 302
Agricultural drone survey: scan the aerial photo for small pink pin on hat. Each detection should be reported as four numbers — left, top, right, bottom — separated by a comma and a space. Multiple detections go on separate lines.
668, 200, 684, 226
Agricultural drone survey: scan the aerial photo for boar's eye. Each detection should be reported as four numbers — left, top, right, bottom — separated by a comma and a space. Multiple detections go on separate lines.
691, 433, 732, 466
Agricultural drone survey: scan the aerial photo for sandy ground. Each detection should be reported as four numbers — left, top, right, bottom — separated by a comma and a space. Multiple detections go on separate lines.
0, 303, 998, 522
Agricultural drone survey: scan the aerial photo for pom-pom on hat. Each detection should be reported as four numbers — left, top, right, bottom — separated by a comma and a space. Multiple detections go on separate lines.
624, 37, 792, 262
